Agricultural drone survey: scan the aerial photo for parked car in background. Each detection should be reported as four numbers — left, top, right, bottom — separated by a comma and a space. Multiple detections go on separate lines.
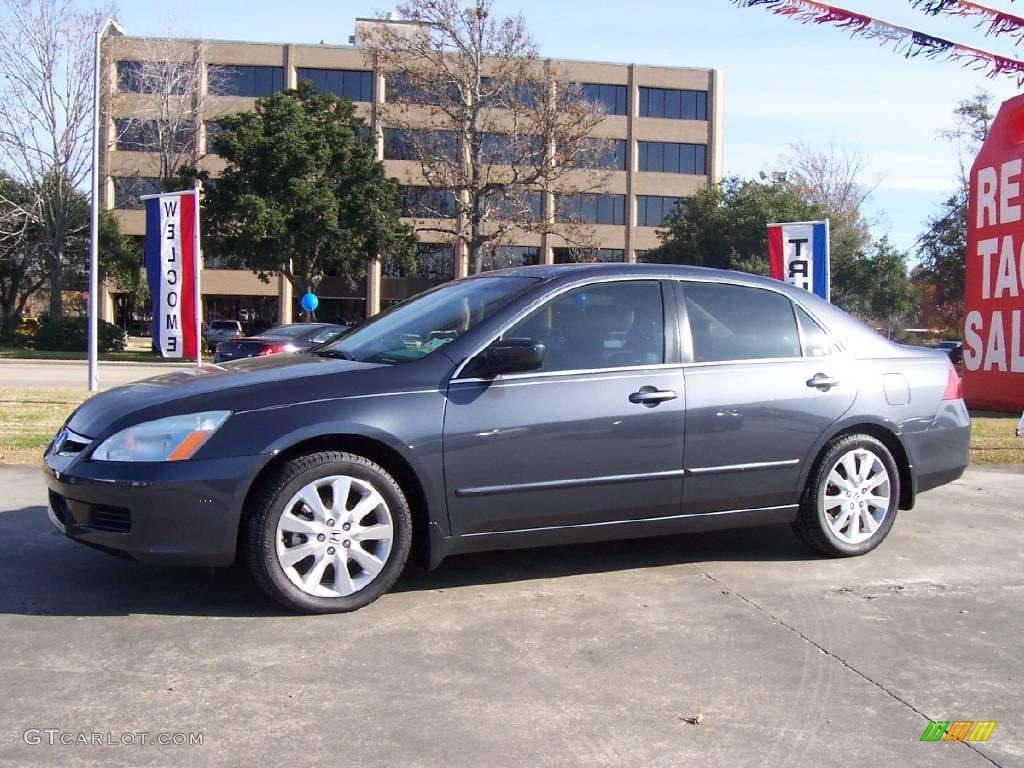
202, 320, 243, 351
936, 340, 963, 365
44, 264, 970, 614
213, 323, 349, 363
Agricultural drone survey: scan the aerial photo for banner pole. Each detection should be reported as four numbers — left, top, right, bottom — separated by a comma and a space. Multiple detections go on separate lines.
194, 181, 202, 368
824, 217, 831, 304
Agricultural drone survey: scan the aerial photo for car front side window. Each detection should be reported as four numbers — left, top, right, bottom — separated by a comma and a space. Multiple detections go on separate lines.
502, 280, 665, 373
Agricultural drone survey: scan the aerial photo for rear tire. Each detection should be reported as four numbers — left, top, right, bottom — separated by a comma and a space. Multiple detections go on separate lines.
793, 434, 900, 557
246, 451, 412, 614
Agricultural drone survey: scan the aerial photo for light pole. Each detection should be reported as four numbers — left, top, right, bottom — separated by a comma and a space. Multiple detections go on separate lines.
88, 17, 124, 392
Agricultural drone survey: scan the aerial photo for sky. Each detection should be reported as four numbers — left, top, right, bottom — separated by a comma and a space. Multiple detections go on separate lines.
115, 0, 1024, 254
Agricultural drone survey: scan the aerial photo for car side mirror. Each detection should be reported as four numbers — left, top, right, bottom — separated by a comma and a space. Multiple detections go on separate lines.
463, 337, 545, 378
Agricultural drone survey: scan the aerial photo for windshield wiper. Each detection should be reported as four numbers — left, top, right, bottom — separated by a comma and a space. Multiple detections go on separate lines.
313, 348, 357, 361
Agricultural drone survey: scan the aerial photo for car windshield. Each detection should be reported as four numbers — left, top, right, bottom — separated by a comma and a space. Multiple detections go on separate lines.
211, 321, 237, 329
316, 276, 540, 364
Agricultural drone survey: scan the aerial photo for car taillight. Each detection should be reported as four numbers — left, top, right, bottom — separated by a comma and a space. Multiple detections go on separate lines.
259, 343, 290, 356
942, 362, 962, 400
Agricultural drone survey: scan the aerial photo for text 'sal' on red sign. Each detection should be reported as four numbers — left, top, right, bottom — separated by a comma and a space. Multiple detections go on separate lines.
964, 94, 1024, 411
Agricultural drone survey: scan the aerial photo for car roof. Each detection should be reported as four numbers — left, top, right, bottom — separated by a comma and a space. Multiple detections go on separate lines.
473, 263, 810, 298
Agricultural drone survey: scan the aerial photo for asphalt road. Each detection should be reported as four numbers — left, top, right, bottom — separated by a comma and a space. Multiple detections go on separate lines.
0, 464, 1020, 768
0, 360, 188, 390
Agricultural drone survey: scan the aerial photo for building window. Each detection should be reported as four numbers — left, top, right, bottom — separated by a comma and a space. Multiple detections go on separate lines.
575, 138, 626, 170
479, 246, 541, 271
553, 248, 625, 263
636, 195, 680, 227
116, 60, 191, 94
384, 243, 454, 281
579, 83, 627, 116
115, 119, 193, 153
204, 120, 226, 153
556, 193, 625, 225
637, 141, 707, 174
385, 72, 459, 106
398, 186, 457, 218
383, 128, 458, 161
481, 133, 544, 166
216, 65, 283, 97
485, 189, 543, 221
296, 68, 372, 102
113, 176, 162, 210
479, 77, 543, 109
638, 87, 707, 120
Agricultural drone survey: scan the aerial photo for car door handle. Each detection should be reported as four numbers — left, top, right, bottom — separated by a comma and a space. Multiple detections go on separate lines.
629, 387, 678, 407
806, 373, 840, 391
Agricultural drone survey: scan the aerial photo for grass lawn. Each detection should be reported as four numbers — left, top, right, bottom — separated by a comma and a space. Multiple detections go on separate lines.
0, 345, 169, 363
0, 387, 1021, 466
0, 389, 89, 465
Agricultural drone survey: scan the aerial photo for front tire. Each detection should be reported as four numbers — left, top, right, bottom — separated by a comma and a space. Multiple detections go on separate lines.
246, 451, 412, 614
793, 434, 900, 557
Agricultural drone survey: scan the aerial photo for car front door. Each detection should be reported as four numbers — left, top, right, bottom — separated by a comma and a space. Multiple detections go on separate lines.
678, 280, 857, 514
443, 279, 686, 536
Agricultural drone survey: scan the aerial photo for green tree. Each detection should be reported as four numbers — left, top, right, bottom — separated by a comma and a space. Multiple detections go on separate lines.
915, 92, 994, 335
196, 82, 416, 295
856, 237, 919, 339
645, 175, 824, 275
97, 211, 146, 329
647, 174, 916, 328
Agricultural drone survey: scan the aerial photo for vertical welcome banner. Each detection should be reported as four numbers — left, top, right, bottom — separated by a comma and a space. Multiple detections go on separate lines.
767, 220, 831, 301
144, 189, 201, 360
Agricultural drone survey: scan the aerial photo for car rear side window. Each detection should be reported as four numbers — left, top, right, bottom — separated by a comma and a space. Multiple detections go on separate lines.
795, 305, 836, 357
503, 280, 664, 373
683, 282, 800, 363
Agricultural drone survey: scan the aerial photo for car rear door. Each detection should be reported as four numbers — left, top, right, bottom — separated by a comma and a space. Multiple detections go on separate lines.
442, 279, 687, 536
677, 280, 857, 514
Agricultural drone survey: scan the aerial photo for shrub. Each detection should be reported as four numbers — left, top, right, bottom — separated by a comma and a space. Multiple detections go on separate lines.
34, 317, 126, 352
12, 316, 40, 346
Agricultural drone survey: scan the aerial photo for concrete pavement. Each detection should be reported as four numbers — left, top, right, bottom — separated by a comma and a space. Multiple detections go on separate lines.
0, 359, 188, 390
0, 464, 1020, 767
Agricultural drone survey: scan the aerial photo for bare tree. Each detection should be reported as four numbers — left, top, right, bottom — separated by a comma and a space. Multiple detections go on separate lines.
777, 140, 879, 246
361, 0, 615, 274
109, 35, 224, 183
0, 0, 112, 319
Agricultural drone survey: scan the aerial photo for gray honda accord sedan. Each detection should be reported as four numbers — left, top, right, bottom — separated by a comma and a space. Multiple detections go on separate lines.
44, 264, 970, 613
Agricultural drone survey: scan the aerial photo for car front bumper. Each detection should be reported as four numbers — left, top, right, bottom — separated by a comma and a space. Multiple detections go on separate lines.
43, 451, 265, 567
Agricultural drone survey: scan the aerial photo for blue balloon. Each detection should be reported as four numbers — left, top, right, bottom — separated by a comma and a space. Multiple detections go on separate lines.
300, 292, 319, 312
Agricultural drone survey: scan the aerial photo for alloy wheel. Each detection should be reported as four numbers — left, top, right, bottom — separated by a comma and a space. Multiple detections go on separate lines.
821, 448, 892, 545
275, 474, 394, 598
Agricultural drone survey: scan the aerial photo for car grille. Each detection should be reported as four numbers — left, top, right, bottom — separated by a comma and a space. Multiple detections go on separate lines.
89, 505, 132, 534
48, 490, 132, 534
50, 427, 91, 457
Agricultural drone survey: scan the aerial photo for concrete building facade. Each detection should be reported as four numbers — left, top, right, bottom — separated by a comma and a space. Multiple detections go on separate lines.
99, 24, 723, 327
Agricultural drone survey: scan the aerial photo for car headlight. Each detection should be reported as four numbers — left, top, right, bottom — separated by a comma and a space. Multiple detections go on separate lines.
91, 411, 231, 462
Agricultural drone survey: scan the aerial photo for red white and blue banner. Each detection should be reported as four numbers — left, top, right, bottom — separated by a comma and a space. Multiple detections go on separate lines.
767, 220, 831, 301
144, 189, 201, 359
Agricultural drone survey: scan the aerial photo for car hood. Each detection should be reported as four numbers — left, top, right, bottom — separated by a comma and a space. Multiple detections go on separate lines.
67, 352, 384, 438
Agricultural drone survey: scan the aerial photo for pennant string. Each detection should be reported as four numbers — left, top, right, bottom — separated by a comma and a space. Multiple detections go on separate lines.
910, 0, 1024, 43
731, 0, 1024, 84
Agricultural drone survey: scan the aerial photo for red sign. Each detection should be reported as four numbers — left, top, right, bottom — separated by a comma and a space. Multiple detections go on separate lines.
964, 94, 1024, 412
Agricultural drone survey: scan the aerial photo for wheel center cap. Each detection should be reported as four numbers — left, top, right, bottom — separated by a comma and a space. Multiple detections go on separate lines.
328, 530, 343, 544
